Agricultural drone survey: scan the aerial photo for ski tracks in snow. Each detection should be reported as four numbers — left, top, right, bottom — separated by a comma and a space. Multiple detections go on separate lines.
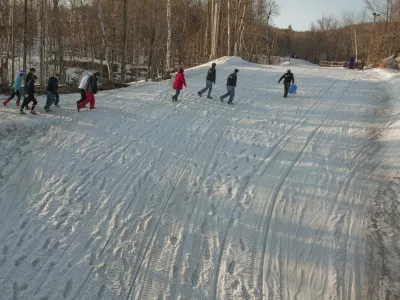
0, 60, 388, 300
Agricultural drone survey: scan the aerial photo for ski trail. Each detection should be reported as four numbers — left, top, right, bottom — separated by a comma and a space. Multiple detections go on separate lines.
0, 58, 389, 300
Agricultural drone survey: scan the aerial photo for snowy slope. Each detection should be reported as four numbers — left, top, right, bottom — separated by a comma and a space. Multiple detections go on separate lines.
0, 57, 397, 300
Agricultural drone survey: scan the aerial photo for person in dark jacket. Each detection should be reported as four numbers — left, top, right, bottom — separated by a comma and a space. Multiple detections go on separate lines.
77, 71, 100, 111
44, 74, 60, 112
197, 63, 216, 99
220, 69, 239, 105
278, 69, 294, 98
24, 68, 36, 88
20, 75, 38, 115
22, 68, 36, 110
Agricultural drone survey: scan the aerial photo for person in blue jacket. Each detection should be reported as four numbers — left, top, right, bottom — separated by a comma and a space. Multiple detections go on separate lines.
44, 74, 60, 112
3, 71, 25, 107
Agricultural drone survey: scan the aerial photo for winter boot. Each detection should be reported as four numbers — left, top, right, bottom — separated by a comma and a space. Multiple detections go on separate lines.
207, 96, 213, 99
3, 98, 10, 106
197, 92, 202, 97
30, 110, 37, 115
220, 97, 224, 102
16, 100, 20, 106
44, 106, 51, 112
19, 110, 26, 114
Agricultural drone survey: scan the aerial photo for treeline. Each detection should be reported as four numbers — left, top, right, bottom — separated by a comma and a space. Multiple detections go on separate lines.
0, 0, 280, 84
273, 13, 400, 65
0, 0, 399, 86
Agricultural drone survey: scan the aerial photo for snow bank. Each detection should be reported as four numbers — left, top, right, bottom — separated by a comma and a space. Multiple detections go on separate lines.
281, 58, 315, 66
366, 69, 400, 299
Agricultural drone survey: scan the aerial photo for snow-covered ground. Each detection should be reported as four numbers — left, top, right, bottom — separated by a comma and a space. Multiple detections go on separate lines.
365, 69, 400, 300
0, 57, 399, 300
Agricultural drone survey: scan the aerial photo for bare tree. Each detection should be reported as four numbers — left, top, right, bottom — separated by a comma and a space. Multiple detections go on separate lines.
120, 0, 128, 82
264, 0, 279, 64
166, 0, 172, 73
96, 0, 111, 79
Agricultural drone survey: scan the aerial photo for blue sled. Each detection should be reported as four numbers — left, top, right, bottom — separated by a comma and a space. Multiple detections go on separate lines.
288, 84, 297, 94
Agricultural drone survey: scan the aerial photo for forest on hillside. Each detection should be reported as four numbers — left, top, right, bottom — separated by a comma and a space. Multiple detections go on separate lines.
0, 0, 399, 84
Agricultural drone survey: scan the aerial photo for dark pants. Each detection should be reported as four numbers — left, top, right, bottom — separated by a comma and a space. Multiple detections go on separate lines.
8, 89, 21, 101
45, 90, 59, 108
172, 89, 180, 100
21, 94, 37, 110
77, 89, 86, 104
284, 82, 291, 98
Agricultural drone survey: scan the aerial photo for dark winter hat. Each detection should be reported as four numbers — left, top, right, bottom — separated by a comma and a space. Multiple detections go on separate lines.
30, 68, 36, 72
234, 69, 239, 73
94, 71, 100, 76
212, 63, 216, 67
179, 68, 184, 73
19, 71, 25, 76
55, 73, 60, 78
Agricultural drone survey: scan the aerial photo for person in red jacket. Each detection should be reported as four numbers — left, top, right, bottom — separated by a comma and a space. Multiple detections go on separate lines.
171, 68, 186, 102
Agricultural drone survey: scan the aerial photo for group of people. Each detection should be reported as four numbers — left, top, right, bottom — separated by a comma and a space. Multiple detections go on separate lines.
171, 63, 239, 105
2, 68, 61, 114
2, 63, 295, 114
171, 63, 295, 103
2, 69, 101, 114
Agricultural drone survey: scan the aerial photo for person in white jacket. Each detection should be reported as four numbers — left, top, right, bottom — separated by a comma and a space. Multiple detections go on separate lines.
77, 71, 93, 109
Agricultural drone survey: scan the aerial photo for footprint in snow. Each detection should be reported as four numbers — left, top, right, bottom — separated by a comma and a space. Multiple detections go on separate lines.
170, 236, 178, 245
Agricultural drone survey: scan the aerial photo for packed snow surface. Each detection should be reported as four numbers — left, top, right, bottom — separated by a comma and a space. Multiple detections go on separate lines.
0, 57, 399, 299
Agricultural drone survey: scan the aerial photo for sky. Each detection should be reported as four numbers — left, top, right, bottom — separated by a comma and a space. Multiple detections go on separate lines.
273, 0, 366, 31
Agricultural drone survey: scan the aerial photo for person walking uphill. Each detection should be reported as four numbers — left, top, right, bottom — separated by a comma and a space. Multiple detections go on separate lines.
77, 71, 100, 111
171, 68, 186, 102
3, 71, 25, 107
44, 74, 60, 112
198, 63, 216, 99
220, 69, 239, 105
20, 75, 38, 115
278, 69, 294, 98
77, 71, 92, 108
24, 68, 36, 88
22, 68, 37, 110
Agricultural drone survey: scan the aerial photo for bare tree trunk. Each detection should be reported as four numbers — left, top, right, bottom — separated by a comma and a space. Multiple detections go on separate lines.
11, 0, 15, 83
227, 0, 230, 56
120, 0, 128, 82
166, 0, 172, 74
96, 0, 111, 79
210, 0, 220, 60
38, 0, 44, 84
23, 0, 28, 74
204, 0, 210, 59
